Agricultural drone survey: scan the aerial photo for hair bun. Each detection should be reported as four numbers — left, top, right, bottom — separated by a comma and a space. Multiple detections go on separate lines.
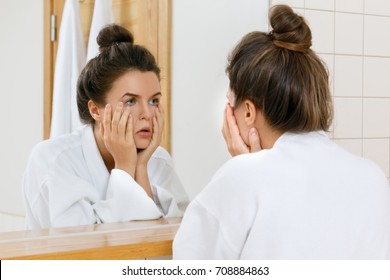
269, 5, 311, 52
97, 24, 134, 51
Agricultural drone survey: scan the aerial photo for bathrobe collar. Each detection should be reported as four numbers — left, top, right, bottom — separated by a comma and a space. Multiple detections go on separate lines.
81, 125, 110, 193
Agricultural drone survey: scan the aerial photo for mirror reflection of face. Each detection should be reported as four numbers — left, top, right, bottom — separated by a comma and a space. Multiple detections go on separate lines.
102, 70, 161, 149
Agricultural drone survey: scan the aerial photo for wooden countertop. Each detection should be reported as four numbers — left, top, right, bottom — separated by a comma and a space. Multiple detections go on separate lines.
0, 217, 181, 260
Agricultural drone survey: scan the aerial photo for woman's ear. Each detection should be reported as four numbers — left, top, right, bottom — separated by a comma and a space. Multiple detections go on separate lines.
88, 100, 101, 122
244, 100, 257, 126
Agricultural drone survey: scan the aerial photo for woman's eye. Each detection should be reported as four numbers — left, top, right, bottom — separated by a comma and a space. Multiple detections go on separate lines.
149, 98, 160, 106
125, 98, 136, 106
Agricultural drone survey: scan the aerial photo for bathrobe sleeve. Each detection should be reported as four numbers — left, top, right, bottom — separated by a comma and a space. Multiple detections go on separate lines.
23, 141, 188, 229
148, 147, 189, 217
47, 154, 163, 227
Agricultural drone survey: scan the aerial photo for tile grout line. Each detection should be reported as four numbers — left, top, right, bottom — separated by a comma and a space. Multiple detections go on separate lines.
362, 0, 366, 158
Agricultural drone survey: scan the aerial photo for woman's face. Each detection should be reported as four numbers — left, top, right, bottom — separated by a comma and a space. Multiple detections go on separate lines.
102, 70, 161, 149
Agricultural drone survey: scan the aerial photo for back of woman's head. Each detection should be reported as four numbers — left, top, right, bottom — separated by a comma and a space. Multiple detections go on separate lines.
77, 24, 160, 124
226, 5, 332, 133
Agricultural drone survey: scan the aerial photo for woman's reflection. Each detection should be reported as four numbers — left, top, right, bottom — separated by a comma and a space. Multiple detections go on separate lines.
22, 24, 188, 230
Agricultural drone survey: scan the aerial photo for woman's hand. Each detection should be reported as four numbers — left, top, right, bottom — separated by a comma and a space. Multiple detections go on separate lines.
100, 103, 137, 177
222, 103, 262, 156
137, 104, 165, 167
135, 105, 164, 198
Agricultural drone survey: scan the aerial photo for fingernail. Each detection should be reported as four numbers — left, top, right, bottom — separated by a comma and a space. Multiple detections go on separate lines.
250, 128, 257, 135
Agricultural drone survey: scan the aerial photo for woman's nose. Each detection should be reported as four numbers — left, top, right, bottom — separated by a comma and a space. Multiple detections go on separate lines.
138, 102, 153, 120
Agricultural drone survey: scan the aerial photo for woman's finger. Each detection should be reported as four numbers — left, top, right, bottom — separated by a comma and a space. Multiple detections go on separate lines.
225, 104, 250, 155
125, 114, 134, 143
118, 106, 130, 137
103, 104, 112, 142
156, 104, 165, 132
150, 105, 163, 147
151, 116, 160, 146
248, 127, 262, 153
222, 104, 230, 142
111, 102, 123, 136
226, 104, 241, 139
155, 105, 164, 140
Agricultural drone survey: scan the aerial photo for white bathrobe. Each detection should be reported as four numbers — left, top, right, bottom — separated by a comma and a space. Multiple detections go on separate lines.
23, 125, 188, 229
173, 131, 390, 259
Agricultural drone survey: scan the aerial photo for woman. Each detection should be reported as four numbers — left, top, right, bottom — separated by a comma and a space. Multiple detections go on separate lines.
23, 24, 188, 229
173, 5, 390, 259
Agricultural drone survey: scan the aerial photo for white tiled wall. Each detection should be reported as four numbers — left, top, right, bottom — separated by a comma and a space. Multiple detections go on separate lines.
272, 0, 390, 181
305, 10, 334, 53
334, 55, 363, 97
365, 0, 390, 17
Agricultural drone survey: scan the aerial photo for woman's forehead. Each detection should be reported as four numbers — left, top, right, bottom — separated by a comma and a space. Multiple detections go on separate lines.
108, 71, 160, 99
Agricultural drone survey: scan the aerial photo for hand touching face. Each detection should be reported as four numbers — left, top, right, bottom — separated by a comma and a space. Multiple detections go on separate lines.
222, 89, 262, 156
222, 103, 262, 156
102, 70, 162, 150
100, 102, 137, 176
94, 70, 164, 177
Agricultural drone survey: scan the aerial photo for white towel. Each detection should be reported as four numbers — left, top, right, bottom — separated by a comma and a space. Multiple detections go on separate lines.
50, 0, 86, 138
87, 0, 114, 61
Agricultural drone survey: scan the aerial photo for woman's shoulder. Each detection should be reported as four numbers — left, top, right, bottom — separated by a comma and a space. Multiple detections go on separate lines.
212, 149, 274, 181
195, 152, 268, 203
345, 150, 388, 185
28, 129, 84, 165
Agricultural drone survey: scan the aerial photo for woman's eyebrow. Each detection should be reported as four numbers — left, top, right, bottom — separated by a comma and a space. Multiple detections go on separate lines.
151, 92, 162, 98
122, 93, 138, 97
122, 92, 162, 98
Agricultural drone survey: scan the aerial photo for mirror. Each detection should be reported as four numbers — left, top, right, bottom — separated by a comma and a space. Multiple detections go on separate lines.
0, 0, 269, 233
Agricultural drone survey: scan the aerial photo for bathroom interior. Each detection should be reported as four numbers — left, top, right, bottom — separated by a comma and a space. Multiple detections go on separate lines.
0, 0, 389, 259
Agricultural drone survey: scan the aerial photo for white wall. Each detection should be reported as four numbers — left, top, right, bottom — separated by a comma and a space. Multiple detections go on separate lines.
171, 0, 269, 199
0, 0, 44, 230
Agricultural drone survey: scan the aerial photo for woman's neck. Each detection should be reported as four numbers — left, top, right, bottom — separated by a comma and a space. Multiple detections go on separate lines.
259, 127, 282, 149
93, 123, 115, 172
255, 114, 283, 150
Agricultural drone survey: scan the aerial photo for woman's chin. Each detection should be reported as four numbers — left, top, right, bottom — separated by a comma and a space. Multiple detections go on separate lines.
135, 139, 151, 150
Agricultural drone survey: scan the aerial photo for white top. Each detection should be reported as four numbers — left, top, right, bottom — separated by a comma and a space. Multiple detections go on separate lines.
23, 125, 188, 229
173, 131, 390, 259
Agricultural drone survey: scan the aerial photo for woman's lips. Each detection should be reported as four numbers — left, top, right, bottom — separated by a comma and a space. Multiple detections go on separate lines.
136, 128, 152, 138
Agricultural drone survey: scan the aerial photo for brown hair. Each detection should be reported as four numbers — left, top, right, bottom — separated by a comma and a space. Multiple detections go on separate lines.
77, 24, 161, 124
226, 5, 333, 132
